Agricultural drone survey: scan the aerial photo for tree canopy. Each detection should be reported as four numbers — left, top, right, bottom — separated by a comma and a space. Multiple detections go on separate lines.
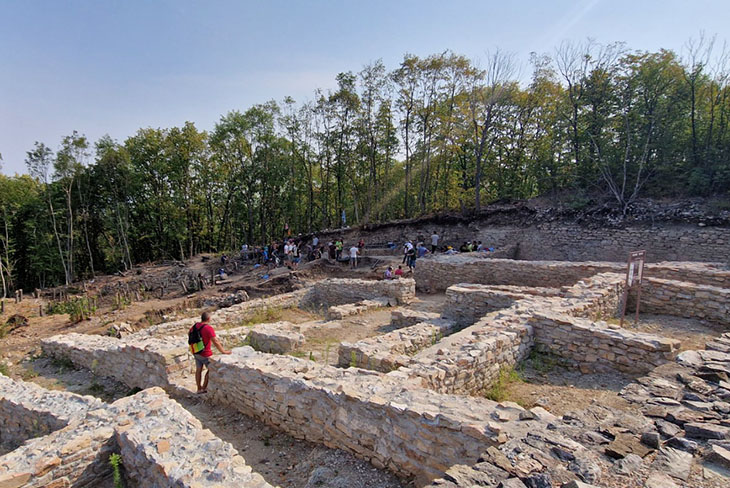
1, 40, 729, 293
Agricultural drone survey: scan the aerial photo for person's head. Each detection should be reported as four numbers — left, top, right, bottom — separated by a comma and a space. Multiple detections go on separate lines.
398, 265, 402, 269
201, 311, 212, 323
387, 266, 392, 270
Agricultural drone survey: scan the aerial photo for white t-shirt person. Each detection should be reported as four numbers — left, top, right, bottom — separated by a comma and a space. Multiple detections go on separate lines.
350, 246, 359, 258
431, 233, 439, 246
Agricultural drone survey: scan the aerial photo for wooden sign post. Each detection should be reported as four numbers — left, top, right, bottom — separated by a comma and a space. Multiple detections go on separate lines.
620, 250, 646, 326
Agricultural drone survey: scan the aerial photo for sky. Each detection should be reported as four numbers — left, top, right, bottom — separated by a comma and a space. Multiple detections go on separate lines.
1, 0, 728, 175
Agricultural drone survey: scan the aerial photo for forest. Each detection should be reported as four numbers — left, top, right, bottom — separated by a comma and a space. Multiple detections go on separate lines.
1, 38, 729, 293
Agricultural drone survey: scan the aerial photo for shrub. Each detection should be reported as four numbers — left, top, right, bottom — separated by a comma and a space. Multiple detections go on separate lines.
485, 366, 523, 402
47, 296, 97, 322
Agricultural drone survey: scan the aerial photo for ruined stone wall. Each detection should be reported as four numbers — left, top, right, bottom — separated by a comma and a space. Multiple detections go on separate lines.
390, 309, 442, 328
416, 255, 727, 293
247, 321, 305, 354
327, 298, 389, 320
309, 278, 416, 306
113, 388, 272, 487
208, 347, 514, 482
0, 373, 104, 453
415, 255, 622, 292
530, 311, 680, 374
133, 288, 312, 339
0, 414, 117, 488
562, 272, 626, 319
41, 333, 188, 390
631, 277, 730, 324
402, 313, 535, 395
443, 284, 562, 326
338, 319, 458, 372
0, 383, 270, 488
323, 220, 730, 263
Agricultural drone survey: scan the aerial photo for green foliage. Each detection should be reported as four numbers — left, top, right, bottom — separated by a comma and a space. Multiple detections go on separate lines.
350, 350, 357, 368
239, 307, 283, 327
1, 42, 729, 292
20, 367, 38, 380
0, 363, 9, 376
525, 350, 560, 374
485, 366, 523, 402
50, 356, 76, 371
47, 296, 96, 322
109, 453, 124, 488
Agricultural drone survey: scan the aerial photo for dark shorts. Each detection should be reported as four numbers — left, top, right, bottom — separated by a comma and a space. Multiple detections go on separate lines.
194, 354, 210, 369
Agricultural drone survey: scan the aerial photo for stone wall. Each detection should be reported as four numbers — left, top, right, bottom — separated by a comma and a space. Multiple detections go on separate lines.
0, 412, 118, 488
327, 298, 389, 320
321, 220, 730, 263
207, 346, 536, 482
529, 311, 680, 374
562, 272, 626, 319
0, 373, 104, 453
631, 277, 730, 324
415, 255, 622, 292
338, 318, 458, 372
132, 288, 312, 339
113, 388, 272, 487
390, 309, 442, 328
308, 278, 416, 306
444, 284, 561, 326
416, 254, 728, 293
0, 382, 270, 488
247, 321, 305, 354
401, 312, 535, 395
41, 333, 189, 390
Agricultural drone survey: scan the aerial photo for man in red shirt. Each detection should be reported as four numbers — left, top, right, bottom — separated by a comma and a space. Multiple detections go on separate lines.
190, 311, 231, 394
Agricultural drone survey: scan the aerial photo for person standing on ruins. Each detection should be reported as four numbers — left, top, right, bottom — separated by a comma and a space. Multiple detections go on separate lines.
189, 311, 231, 394
349, 243, 360, 268
430, 231, 439, 253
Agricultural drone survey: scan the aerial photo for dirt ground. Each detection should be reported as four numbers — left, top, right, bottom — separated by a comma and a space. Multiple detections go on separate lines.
624, 313, 722, 351
174, 392, 406, 488
504, 357, 642, 417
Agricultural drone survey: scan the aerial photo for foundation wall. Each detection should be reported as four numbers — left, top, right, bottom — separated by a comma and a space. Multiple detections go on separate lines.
402, 314, 535, 395
530, 311, 680, 374
113, 388, 272, 487
632, 278, 730, 324
0, 373, 105, 453
132, 288, 312, 339
0, 383, 269, 488
416, 256, 622, 292
208, 347, 515, 481
338, 319, 458, 372
0, 416, 117, 488
416, 255, 727, 293
444, 284, 561, 326
309, 278, 416, 306
41, 333, 189, 390
324, 221, 730, 263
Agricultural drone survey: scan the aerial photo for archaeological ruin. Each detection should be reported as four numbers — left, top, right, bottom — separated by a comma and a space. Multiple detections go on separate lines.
1, 224, 730, 488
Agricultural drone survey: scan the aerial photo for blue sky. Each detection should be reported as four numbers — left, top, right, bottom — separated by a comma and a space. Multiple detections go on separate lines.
1, 0, 727, 175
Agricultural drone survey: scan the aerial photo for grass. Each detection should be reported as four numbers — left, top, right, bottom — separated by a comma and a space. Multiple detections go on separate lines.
0, 323, 7, 339
87, 382, 105, 394
51, 356, 76, 371
47, 296, 97, 322
485, 366, 524, 402
238, 307, 285, 327
524, 349, 563, 374
20, 367, 38, 380
0, 362, 9, 376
